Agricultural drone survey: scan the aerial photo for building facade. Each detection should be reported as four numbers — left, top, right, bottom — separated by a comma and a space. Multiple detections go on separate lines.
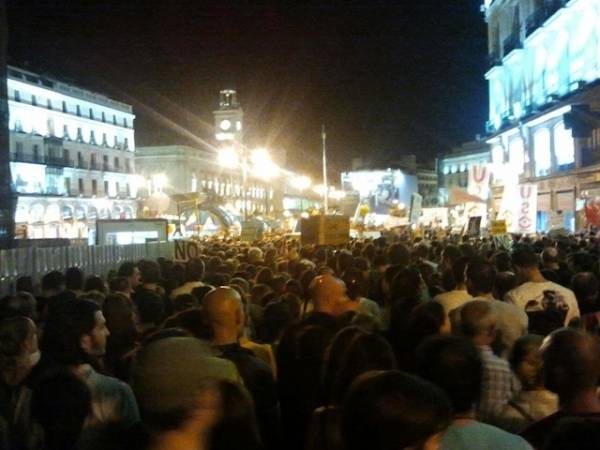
7, 66, 138, 239
483, 0, 600, 231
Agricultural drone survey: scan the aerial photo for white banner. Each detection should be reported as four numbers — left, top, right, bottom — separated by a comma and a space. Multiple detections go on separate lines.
515, 183, 537, 234
468, 164, 491, 201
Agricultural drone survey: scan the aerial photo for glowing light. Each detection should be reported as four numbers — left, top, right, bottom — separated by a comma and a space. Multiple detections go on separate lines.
554, 121, 575, 166
291, 175, 311, 191
250, 148, 279, 179
329, 189, 346, 200
218, 147, 240, 167
300, 212, 309, 219
152, 174, 167, 192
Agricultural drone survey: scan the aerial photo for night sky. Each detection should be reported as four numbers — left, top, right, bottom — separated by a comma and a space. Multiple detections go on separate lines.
6, 0, 488, 178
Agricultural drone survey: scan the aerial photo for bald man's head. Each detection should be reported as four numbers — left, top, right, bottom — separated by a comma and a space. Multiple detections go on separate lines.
309, 274, 350, 315
542, 328, 600, 399
203, 287, 245, 339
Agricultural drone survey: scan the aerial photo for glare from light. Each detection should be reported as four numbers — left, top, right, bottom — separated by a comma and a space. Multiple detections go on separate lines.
300, 212, 309, 219
330, 190, 346, 200
283, 210, 292, 218
313, 184, 326, 195
218, 147, 240, 167
152, 174, 167, 192
291, 175, 311, 191
251, 148, 279, 179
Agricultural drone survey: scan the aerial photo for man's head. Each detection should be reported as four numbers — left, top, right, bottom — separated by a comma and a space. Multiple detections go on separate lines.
342, 370, 451, 450
441, 245, 461, 271
109, 276, 131, 296
41, 271, 66, 297
542, 247, 560, 269
41, 299, 110, 365
571, 272, 599, 306
465, 257, 496, 297
136, 291, 165, 327
203, 287, 245, 341
138, 260, 162, 285
416, 335, 483, 416
451, 256, 470, 289
185, 258, 205, 283
511, 246, 540, 281
118, 262, 141, 290
457, 301, 497, 346
132, 337, 238, 440
387, 243, 410, 267
309, 274, 350, 315
542, 328, 600, 402
65, 267, 85, 292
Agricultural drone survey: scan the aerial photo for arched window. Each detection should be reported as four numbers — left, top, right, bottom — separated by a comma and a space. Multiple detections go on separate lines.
509, 138, 524, 175
533, 128, 551, 176
554, 121, 574, 168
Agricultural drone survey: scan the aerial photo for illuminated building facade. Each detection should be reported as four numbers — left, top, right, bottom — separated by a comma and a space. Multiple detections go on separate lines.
483, 0, 600, 231
135, 145, 277, 217
6, 66, 138, 239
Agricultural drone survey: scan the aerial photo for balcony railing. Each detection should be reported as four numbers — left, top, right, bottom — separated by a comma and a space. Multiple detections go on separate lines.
503, 32, 523, 56
525, 0, 570, 38
10, 152, 73, 168
487, 52, 502, 70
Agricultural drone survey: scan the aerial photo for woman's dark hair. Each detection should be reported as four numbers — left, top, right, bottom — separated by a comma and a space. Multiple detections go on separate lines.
84, 275, 107, 294
173, 294, 198, 312
342, 268, 367, 301
41, 299, 100, 366
210, 380, 263, 450
342, 370, 451, 450
0, 316, 34, 372
321, 326, 365, 404
389, 266, 421, 304
254, 267, 273, 285
31, 369, 91, 450
162, 308, 212, 340
416, 335, 483, 415
103, 294, 138, 363
331, 332, 397, 405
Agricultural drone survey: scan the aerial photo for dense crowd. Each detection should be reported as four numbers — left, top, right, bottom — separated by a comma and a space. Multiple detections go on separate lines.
2, 233, 600, 450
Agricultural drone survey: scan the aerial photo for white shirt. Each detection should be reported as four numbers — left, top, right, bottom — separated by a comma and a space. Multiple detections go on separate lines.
504, 281, 580, 326
434, 289, 473, 316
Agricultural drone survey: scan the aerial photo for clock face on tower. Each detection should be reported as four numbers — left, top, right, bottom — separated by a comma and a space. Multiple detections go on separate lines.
220, 119, 232, 131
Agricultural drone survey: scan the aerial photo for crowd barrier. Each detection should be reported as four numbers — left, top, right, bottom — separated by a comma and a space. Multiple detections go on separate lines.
0, 241, 175, 297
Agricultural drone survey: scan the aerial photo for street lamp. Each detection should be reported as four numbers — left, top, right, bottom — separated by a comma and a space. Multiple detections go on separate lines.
218, 147, 240, 168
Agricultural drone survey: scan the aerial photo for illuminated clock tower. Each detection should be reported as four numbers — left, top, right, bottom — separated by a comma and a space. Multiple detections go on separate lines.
213, 89, 243, 143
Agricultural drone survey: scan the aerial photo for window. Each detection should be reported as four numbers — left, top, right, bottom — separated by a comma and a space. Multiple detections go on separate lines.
31, 95, 37, 106
14, 120, 23, 132
102, 133, 108, 147
79, 178, 84, 194
115, 181, 120, 196
76, 127, 83, 142
509, 138, 525, 175
89, 108, 94, 120
92, 180, 98, 195
76, 105, 81, 116
32, 145, 40, 162
114, 157, 119, 169
65, 178, 71, 194
101, 112, 106, 123
14, 90, 20, 102
47, 99, 52, 110
77, 152, 84, 168
104, 180, 109, 195
534, 128, 552, 176
126, 183, 131, 197
554, 121, 575, 168
113, 115, 117, 125
123, 138, 129, 150
113, 136, 119, 149
63, 149, 70, 163
63, 125, 70, 140
91, 153, 97, 169
15, 142, 23, 153
90, 131, 96, 145
62, 101, 67, 113
125, 159, 130, 172
123, 117, 128, 127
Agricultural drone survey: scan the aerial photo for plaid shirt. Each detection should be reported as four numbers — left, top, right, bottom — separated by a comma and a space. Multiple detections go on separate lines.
477, 346, 521, 424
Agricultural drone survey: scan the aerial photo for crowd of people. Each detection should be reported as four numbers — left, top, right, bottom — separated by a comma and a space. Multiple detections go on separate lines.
2, 233, 600, 449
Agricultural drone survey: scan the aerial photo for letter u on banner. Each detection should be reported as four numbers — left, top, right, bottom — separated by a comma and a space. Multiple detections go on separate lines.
517, 183, 537, 234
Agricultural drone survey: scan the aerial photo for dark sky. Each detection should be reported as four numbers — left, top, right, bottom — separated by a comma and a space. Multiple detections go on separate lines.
6, 0, 488, 177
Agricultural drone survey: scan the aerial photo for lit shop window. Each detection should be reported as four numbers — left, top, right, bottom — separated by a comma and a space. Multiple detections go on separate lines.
534, 129, 551, 177
554, 121, 575, 169
509, 138, 524, 175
